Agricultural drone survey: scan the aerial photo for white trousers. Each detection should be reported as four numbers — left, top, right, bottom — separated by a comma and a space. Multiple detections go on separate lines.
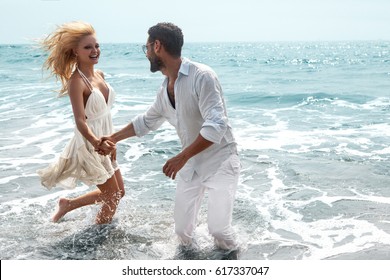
174, 154, 240, 250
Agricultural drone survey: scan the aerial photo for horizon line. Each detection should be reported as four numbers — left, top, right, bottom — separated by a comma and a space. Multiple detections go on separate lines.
1, 39, 390, 45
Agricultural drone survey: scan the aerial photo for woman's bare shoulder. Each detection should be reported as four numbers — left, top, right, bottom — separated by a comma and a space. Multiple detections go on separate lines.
95, 69, 105, 79
68, 72, 87, 94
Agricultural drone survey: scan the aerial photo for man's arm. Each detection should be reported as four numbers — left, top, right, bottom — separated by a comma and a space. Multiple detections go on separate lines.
162, 134, 213, 180
111, 122, 136, 143
96, 122, 136, 155
99, 122, 136, 145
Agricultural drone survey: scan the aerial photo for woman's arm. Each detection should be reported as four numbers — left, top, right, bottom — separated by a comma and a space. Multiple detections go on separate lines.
68, 78, 114, 153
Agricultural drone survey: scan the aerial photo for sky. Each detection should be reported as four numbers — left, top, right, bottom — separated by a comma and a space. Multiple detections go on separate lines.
1, 0, 390, 44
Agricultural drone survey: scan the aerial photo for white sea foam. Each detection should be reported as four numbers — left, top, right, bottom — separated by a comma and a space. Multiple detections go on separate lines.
241, 165, 390, 259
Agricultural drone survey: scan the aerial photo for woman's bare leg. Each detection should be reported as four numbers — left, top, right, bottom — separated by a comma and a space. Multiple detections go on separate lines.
114, 169, 125, 198
52, 189, 101, 222
95, 174, 122, 224
52, 169, 125, 223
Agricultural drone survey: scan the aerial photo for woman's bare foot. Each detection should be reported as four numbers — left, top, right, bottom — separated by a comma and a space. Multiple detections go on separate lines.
52, 198, 70, 222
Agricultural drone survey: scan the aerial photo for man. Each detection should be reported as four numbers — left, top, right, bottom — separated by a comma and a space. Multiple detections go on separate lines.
101, 22, 240, 251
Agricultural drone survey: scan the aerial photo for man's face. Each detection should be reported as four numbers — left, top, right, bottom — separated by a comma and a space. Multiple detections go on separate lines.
149, 52, 163, 73
144, 39, 164, 73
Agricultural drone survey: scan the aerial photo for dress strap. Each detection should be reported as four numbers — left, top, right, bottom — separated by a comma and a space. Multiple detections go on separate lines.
76, 67, 93, 92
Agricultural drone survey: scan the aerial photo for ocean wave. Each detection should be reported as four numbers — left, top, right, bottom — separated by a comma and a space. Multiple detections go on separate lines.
1, 42, 390, 260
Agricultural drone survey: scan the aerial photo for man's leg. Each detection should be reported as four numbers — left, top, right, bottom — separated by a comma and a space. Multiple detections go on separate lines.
206, 155, 240, 250
174, 173, 205, 246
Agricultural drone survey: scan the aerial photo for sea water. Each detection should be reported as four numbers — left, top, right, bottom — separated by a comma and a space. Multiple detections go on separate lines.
0, 42, 390, 260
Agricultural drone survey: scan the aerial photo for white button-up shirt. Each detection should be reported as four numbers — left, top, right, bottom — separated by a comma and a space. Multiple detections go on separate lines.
132, 58, 238, 181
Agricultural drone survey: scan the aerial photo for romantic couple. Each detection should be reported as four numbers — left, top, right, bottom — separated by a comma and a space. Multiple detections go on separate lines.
37, 21, 240, 252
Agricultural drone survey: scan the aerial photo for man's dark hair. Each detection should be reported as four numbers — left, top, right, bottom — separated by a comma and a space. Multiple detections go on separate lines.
148, 22, 184, 58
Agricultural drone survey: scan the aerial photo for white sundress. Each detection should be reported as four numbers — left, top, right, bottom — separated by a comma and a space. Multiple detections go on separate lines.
37, 68, 119, 190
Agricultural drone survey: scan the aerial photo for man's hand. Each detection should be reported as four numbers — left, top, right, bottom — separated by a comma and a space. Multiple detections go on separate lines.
162, 153, 189, 180
162, 135, 213, 180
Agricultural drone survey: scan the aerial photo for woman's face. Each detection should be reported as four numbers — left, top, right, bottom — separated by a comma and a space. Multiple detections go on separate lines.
74, 34, 100, 66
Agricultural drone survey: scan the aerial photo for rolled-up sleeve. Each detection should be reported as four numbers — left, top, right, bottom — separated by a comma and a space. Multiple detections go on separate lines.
197, 71, 228, 144
132, 92, 166, 137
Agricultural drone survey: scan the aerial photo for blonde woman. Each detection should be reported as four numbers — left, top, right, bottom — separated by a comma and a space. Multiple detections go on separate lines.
37, 21, 125, 224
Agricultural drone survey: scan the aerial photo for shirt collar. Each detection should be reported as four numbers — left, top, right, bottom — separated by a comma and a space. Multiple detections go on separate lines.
178, 57, 190, 76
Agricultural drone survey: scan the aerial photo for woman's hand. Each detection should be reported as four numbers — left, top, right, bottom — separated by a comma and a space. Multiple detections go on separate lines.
95, 139, 116, 156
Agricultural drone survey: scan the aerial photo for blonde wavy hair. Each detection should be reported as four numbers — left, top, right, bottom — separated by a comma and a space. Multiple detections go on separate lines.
41, 21, 95, 95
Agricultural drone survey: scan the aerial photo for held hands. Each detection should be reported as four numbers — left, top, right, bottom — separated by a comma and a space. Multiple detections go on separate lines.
94, 137, 116, 156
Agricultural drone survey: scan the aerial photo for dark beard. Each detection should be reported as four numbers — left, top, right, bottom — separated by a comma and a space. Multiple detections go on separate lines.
150, 56, 164, 73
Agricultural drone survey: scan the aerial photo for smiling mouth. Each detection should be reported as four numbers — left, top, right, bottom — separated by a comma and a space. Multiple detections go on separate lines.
90, 55, 99, 59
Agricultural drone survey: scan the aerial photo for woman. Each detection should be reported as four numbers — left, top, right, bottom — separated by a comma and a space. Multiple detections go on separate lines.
37, 21, 124, 224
